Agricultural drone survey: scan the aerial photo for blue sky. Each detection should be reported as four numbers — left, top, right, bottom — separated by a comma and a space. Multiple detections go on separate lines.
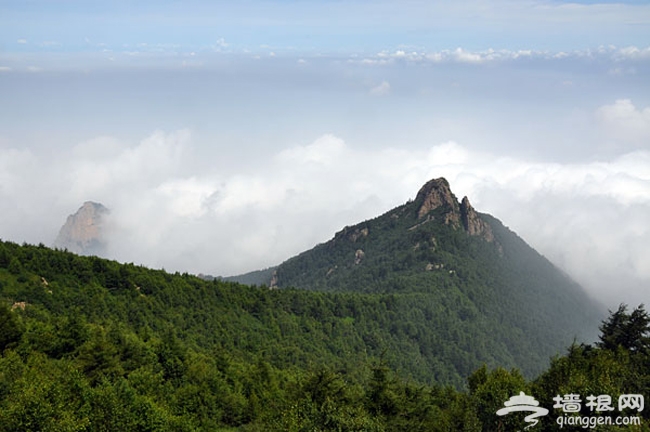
1, 0, 649, 307
2, 0, 650, 59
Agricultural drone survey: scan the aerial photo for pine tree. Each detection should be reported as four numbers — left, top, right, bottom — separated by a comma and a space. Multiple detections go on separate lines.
598, 304, 650, 353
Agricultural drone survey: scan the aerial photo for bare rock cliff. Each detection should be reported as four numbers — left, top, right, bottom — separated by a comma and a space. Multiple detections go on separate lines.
415, 178, 460, 220
415, 178, 495, 243
460, 196, 495, 242
54, 201, 109, 255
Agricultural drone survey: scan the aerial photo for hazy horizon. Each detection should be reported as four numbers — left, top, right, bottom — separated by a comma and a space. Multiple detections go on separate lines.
1, 0, 649, 308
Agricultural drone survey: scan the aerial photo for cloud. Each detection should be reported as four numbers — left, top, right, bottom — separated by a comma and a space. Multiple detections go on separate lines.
0, 67, 11, 72
596, 99, 650, 150
0, 147, 52, 242
452, 48, 484, 63
0, 131, 190, 244
17, 39, 27, 44
116, 133, 648, 309
66, 130, 189, 202
3, 41, 649, 73
1, 111, 649, 308
215, 38, 228, 48
614, 46, 650, 61
369, 80, 391, 96
352, 45, 650, 66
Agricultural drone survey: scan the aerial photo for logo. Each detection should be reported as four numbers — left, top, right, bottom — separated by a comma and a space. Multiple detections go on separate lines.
496, 392, 549, 429
497, 392, 644, 429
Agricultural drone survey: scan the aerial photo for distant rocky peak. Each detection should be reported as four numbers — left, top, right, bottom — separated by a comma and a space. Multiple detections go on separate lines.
53, 201, 109, 255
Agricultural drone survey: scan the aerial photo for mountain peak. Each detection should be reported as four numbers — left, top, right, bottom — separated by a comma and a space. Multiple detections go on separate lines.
414, 178, 460, 219
248, 176, 601, 382
53, 201, 109, 255
412, 178, 495, 242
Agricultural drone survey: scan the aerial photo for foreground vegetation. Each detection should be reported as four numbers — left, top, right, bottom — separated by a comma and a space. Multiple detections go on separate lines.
0, 240, 648, 430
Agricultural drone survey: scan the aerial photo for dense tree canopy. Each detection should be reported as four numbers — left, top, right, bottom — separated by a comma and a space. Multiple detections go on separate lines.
0, 240, 647, 430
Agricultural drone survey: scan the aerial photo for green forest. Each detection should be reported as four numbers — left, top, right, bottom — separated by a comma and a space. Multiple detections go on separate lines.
0, 240, 648, 431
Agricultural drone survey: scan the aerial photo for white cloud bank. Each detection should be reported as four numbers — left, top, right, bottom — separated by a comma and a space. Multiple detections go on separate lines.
354, 45, 650, 66
597, 99, 650, 150
1, 102, 649, 308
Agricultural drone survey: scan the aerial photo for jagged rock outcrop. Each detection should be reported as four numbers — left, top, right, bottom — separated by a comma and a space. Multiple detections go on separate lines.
354, 249, 365, 265
415, 178, 460, 221
415, 178, 494, 243
54, 201, 109, 255
334, 226, 370, 244
460, 196, 494, 242
11, 302, 27, 311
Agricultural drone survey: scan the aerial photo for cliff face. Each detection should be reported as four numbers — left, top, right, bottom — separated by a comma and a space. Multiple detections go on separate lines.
54, 202, 109, 255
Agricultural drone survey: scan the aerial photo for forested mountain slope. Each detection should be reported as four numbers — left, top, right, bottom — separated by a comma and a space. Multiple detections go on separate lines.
0, 238, 645, 430
0, 235, 572, 393
241, 178, 604, 378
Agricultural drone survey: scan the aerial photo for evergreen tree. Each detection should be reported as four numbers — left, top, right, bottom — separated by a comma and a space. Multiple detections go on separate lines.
598, 304, 650, 353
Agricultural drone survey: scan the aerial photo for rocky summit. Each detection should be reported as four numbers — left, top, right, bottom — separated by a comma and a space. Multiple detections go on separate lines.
414, 177, 494, 242
53, 201, 109, 255
414, 177, 460, 219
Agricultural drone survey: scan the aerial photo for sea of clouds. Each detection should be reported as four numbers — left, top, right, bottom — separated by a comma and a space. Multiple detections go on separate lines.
0, 98, 648, 308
